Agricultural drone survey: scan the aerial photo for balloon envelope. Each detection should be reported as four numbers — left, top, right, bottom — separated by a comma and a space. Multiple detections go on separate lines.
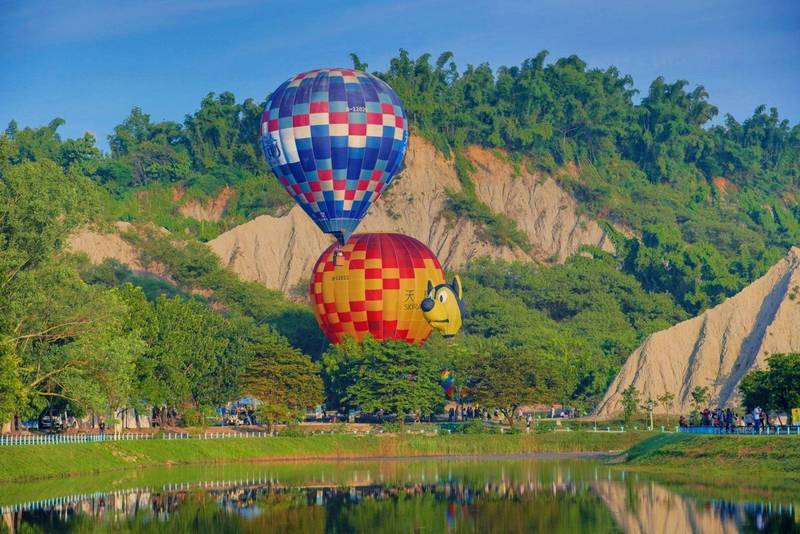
261, 68, 409, 245
310, 233, 445, 344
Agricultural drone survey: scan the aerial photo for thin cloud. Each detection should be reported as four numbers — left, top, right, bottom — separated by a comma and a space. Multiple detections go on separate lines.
5, 0, 264, 46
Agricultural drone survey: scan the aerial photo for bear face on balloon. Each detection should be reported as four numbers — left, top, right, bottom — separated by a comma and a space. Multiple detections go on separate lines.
421, 276, 464, 338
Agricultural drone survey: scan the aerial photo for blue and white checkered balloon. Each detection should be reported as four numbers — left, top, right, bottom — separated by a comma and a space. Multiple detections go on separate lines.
261, 68, 409, 245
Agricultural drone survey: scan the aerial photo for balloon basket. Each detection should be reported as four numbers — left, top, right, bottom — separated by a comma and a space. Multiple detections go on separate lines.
333, 248, 345, 267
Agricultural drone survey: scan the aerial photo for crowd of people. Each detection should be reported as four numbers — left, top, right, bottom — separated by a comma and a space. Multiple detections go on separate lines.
223, 405, 257, 426
447, 406, 485, 422
678, 406, 772, 433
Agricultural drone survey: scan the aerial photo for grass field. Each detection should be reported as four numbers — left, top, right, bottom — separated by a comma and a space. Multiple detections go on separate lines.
624, 432, 800, 472
0, 431, 647, 483
619, 433, 800, 500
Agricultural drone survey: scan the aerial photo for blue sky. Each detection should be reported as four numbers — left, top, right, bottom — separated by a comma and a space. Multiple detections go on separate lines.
1, 0, 798, 150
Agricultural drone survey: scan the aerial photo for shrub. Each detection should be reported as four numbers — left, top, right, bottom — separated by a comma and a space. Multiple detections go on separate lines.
459, 419, 489, 434
279, 423, 307, 437
535, 420, 557, 434
382, 421, 402, 433
181, 407, 205, 427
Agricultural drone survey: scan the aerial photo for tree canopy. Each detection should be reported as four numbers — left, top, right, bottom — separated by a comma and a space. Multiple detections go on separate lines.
739, 353, 800, 423
322, 337, 444, 418
2, 49, 798, 425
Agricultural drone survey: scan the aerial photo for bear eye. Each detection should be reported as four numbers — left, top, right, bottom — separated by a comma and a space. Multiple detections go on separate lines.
438, 292, 447, 304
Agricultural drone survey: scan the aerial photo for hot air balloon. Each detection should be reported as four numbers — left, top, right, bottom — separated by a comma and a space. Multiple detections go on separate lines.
440, 369, 455, 399
310, 233, 444, 344
261, 68, 409, 245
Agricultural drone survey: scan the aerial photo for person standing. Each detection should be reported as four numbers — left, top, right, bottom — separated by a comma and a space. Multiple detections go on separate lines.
724, 408, 734, 434
753, 406, 762, 434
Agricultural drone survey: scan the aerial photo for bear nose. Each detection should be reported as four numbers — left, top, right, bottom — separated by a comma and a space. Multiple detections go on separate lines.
420, 298, 434, 312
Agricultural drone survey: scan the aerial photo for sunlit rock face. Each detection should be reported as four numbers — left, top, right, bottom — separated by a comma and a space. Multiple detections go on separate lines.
598, 246, 800, 417
208, 134, 613, 293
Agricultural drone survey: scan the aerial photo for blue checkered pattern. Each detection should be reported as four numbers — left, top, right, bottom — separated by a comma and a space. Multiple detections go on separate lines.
260, 68, 409, 245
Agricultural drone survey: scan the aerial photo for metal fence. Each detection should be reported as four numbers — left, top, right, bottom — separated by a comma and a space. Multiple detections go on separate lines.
678, 425, 800, 435
3, 423, 798, 447
0, 432, 155, 446
0, 425, 641, 446
0, 431, 273, 447
0, 428, 395, 447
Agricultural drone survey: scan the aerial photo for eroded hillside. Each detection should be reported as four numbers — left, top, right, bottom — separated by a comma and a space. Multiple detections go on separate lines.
207, 135, 613, 293
597, 247, 800, 417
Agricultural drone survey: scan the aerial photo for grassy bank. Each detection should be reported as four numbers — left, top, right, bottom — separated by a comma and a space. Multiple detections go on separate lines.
0, 431, 646, 483
620, 433, 800, 499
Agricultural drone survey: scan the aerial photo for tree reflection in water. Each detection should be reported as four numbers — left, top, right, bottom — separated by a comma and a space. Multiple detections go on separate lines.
2, 464, 797, 533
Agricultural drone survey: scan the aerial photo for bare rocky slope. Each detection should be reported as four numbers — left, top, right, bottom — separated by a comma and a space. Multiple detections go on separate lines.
68, 222, 175, 283
69, 222, 144, 269
67, 135, 612, 295
207, 135, 613, 293
177, 185, 235, 221
597, 246, 800, 417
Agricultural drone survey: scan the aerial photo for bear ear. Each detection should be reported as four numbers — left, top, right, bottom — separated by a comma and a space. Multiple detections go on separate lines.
452, 275, 463, 300
426, 280, 433, 295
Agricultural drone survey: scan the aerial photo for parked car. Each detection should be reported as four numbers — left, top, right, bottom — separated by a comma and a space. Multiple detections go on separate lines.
38, 409, 64, 433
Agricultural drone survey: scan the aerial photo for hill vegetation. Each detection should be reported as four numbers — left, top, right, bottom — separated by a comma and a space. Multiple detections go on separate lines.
377, 50, 799, 315
1, 50, 797, 426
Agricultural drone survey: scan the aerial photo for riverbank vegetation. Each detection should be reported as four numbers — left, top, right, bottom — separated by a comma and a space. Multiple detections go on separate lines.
621, 433, 800, 497
2, 430, 797, 488
0, 431, 646, 483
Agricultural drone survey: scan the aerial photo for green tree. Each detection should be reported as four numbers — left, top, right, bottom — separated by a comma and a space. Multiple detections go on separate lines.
0, 159, 97, 268
459, 254, 684, 408
0, 341, 24, 424
689, 385, 710, 410
108, 107, 182, 158
240, 327, 323, 429
738, 370, 771, 412
464, 342, 565, 426
136, 295, 230, 409
322, 337, 443, 420
620, 385, 639, 424
739, 353, 800, 424
657, 391, 675, 426
0, 150, 141, 423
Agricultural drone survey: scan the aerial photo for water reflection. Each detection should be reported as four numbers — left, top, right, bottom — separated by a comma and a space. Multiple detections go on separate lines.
1, 461, 797, 533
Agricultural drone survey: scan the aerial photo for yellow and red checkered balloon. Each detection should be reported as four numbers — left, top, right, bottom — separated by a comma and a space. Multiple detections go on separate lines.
310, 233, 445, 344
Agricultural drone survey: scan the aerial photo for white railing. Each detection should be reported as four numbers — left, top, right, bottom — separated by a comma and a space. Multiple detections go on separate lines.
0, 432, 154, 446
0, 431, 285, 446
5, 424, 797, 447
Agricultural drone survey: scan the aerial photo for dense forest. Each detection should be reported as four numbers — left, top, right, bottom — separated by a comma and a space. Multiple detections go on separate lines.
1, 50, 797, 426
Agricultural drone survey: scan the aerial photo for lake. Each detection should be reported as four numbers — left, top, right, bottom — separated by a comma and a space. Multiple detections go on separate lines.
1, 458, 797, 533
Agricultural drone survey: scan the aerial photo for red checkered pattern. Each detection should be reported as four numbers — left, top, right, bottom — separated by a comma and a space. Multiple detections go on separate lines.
310, 233, 445, 344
